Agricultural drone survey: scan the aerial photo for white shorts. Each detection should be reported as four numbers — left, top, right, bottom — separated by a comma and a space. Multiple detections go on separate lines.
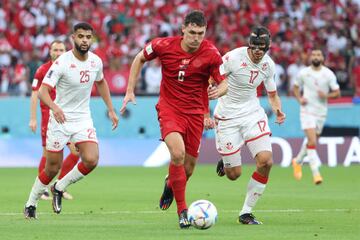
46, 116, 98, 152
300, 112, 326, 135
215, 110, 272, 168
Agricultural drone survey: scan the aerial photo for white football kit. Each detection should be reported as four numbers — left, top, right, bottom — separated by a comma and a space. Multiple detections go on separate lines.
294, 66, 339, 134
214, 47, 277, 167
43, 50, 104, 151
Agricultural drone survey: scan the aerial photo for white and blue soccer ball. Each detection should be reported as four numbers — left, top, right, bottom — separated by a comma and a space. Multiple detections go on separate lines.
187, 200, 218, 229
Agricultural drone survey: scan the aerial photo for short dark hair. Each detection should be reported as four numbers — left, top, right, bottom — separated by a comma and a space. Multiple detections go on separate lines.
49, 40, 65, 49
311, 48, 324, 55
73, 22, 94, 33
184, 10, 207, 27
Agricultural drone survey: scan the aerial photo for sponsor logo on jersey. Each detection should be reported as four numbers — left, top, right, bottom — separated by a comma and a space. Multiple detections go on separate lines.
90, 61, 96, 68
240, 61, 247, 68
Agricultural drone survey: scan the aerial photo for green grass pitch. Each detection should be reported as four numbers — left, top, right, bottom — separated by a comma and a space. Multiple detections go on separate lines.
0, 165, 359, 240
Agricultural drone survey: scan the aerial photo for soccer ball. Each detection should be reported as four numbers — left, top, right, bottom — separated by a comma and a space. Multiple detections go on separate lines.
187, 200, 218, 229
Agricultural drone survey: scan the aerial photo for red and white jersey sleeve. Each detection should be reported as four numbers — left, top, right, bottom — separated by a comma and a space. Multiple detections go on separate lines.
32, 61, 53, 91
43, 50, 104, 121
214, 47, 276, 119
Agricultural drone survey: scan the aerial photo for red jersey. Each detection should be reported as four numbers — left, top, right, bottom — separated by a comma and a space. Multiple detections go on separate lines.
32, 61, 56, 110
143, 36, 225, 114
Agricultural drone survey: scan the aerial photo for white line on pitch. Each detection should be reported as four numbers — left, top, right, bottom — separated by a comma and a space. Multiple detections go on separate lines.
0, 208, 358, 216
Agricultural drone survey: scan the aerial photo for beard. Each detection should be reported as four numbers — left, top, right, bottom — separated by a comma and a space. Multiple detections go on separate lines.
74, 42, 90, 55
312, 60, 321, 67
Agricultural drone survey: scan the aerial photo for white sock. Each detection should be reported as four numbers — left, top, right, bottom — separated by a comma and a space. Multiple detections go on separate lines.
25, 177, 47, 207
240, 177, 266, 216
55, 164, 84, 192
307, 148, 320, 176
296, 139, 308, 164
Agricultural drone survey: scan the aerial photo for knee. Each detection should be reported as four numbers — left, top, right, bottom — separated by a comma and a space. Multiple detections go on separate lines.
81, 153, 99, 169
256, 152, 273, 170
225, 168, 242, 181
46, 164, 61, 177
171, 149, 185, 165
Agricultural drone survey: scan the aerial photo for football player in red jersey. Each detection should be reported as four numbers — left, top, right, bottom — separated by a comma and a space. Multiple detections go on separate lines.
29, 40, 80, 201
121, 10, 228, 228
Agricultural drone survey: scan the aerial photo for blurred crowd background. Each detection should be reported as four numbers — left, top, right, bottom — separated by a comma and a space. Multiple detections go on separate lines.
0, 0, 360, 97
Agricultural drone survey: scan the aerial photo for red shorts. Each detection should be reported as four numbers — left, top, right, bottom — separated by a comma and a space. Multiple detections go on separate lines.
41, 108, 50, 147
156, 105, 204, 158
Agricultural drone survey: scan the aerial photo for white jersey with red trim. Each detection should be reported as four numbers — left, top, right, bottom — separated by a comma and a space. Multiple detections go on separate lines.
43, 50, 104, 122
294, 65, 339, 117
215, 47, 276, 119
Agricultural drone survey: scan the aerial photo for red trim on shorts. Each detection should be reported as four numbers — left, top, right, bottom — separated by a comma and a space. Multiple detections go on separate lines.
42, 82, 55, 89
220, 148, 240, 156
245, 132, 271, 144
75, 140, 98, 146
306, 145, 316, 149
47, 149, 63, 153
252, 171, 268, 184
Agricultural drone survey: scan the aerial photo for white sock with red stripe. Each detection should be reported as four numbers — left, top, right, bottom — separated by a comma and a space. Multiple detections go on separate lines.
307, 146, 320, 176
239, 172, 268, 216
25, 177, 48, 207
55, 162, 93, 191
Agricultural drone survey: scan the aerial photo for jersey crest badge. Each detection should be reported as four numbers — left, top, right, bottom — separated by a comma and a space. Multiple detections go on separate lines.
262, 63, 268, 71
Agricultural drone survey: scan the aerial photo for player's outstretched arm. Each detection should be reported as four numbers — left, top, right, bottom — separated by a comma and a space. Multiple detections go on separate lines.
267, 91, 286, 124
38, 84, 65, 124
95, 79, 118, 130
29, 90, 38, 133
120, 50, 147, 114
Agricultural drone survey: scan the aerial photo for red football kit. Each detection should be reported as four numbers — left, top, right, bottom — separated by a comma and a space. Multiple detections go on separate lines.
32, 61, 56, 146
143, 36, 225, 157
